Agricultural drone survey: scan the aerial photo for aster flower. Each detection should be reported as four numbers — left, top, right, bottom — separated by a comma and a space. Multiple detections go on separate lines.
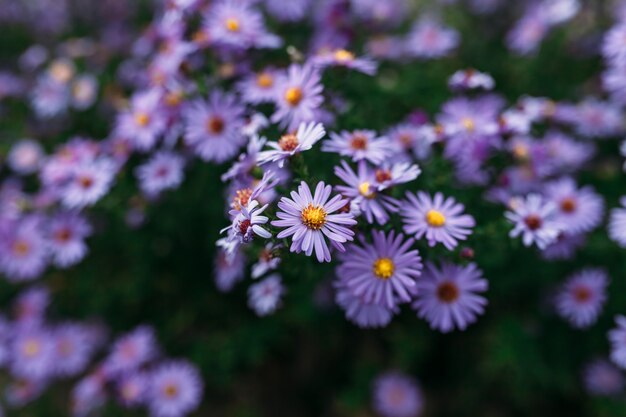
47, 211, 92, 268
542, 178, 604, 234
271, 62, 324, 131
71, 373, 107, 417
71, 74, 98, 110
257, 121, 326, 168
372, 371, 424, 417
555, 268, 608, 329
609, 197, 626, 248
136, 151, 185, 196
7, 139, 44, 175
609, 315, 626, 369
272, 181, 356, 263
59, 158, 116, 209
334, 278, 398, 328
405, 17, 459, 59
51, 323, 97, 377
412, 261, 488, 333
117, 371, 148, 407
337, 230, 422, 309
203, 0, 281, 50
505, 194, 562, 249
334, 160, 399, 225
14, 286, 49, 325
0, 216, 48, 281
251, 242, 282, 279
103, 326, 157, 377
583, 359, 625, 397
313, 48, 378, 75
323, 130, 393, 164
264, 0, 311, 21
182, 90, 246, 162
31, 75, 70, 118
506, 7, 548, 55
10, 325, 56, 379
401, 192, 475, 250
238, 68, 281, 104
574, 99, 623, 138
603, 24, 626, 66
248, 274, 285, 316
214, 247, 245, 292
541, 232, 586, 261
223, 200, 271, 247
115, 89, 167, 151
448, 68, 495, 91
372, 162, 421, 191
147, 360, 203, 417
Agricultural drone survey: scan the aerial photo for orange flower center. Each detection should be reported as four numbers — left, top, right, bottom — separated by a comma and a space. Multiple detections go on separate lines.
278, 133, 299, 151
256, 73, 274, 88
207, 116, 225, 134
350, 134, 368, 150
284, 87, 303, 106
437, 281, 460, 303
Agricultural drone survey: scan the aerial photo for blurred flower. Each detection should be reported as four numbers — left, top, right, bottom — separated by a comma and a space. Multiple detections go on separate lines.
258, 121, 326, 168
583, 359, 625, 397
147, 360, 203, 417
136, 151, 185, 196
555, 268, 608, 329
323, 129, 393, 164
505, 194, 562, 249
372, 371, 423, 417
248, 274, 285, 316
7, 140, 44, 175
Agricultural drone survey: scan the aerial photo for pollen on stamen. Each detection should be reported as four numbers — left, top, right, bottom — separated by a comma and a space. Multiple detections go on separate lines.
225, 18, 240, 32
425, 209, 446, 227
278, 133, 299, 151
23, 340, 41, 357
358, 182, 375, 199
373, 257, 395, 280
461, 117, 475, 132
284, 87, 303, 106
232, 188, 252, 211
301, 204, 327, 230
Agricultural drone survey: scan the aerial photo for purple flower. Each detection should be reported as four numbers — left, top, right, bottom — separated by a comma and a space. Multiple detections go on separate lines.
10, 325, 56, 379
103, 326, 157, 377
448, 68, 495, 91
543, 177, 604, 234
505, 194, 562, 249
71, 373, 107, 417
602, 23, 626, 66
203, 0, 281, 50
334, 160, 400, 225
609, 315, 626, 369
47, 211, 92, 268
506, 7, 548, 55
14, 286, 49, 325
258, 121, 326, 167
574, 99, 623, 138
31, 75, 69, 119
405, 17, 459, 59
541, 232, 586, 261
223, 200, 272, 247
373, 162, 421, 191
0, 216, 48, 281
412, 261, 488, 333
117, 371, 148, 407
237, 68, 281, 104
147, 360, 203, 417
136, 151, 185, 196
313, 48, 378, 75
59, 158, 116, 209
214, 247, 245, 292
183, 91, 246, 162
401, 192, 475, 250
555, 268, 608, 328
7, 139, 44, 175
272, 181, 356, 263
248, 274, 285, 316
323, 130, 393, 164
334, 278, 398, 328
583, 359, 625, 397
51, 323, 97, 377
609, 197, 626, 248
251, 242, 282, 279
337, 230, 422, 309
372, 371, 424, 417
271, 63, 324, 131
115, 89, 167, 151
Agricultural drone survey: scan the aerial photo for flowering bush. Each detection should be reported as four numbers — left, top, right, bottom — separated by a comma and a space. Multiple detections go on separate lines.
2, 0, 626, 416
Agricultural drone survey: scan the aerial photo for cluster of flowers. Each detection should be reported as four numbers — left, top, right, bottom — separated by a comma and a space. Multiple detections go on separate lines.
0, 286, 202, 417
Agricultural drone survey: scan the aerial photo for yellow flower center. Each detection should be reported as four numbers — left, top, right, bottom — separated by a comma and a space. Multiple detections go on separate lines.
284, 87, 303, 106
373, 257, 395, 280
358, 182, 375, 199
256, 72, 274, 88
461, 117, 475, 132
23, 340, 41, 357
333, 49, 355, 62
301, 204, 327, 230
425, 209, 446, 227
134, 112, 150, 127
232, 188, 252, 211
225, 18, 240, 32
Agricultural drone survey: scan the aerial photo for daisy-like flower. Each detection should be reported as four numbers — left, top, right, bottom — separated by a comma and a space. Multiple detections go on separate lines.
47, 211, 92, 268
412, 261, 488, 333
147, 361, 203, 417
257, 121, 326, 168
238, 68, 281, 104
224, 199, 271, 246
608, 196, 626, 248
448, 68, 495, 91
372, 371, 424, 417
136, 151, 185, 196
313, 48, 378, 75
59, 158, 116, 209
272, 181, 356, 263
10, 326, 56, 379
251, 242, 282, 279
602, 23, 626, 66
506, 7, 548, 55
542, 177, 604, 234
609, 315, 626, 369
335, 161, 399, 225
183, 90, 246, 163
51, 323, 97, 377
335, 278, 398, 328
0, 216, 48, 281
583, 359, 625, 397
14, 286, 49, 325
401, 192, 475, 250
214, 247, 245, 292
103, 326, 157, 377
71, 373, 107, 417
323, 130, 392, 164
115, 89, 167, 151
117, 371, 147, 407
337, 230, 422, 309
30, 75, 70, 119
8, 139, 44, 175
541, 232, 586, 261
264, 0, 311, 21
555, 268, 608, 329
271, 62, 324, 131
248, 274, 285, 316
405, 17, 459, 59
574, 99, 623, 139
505, 194, 563, 249
203, 0, 281, 50
372, 162, 421, 191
